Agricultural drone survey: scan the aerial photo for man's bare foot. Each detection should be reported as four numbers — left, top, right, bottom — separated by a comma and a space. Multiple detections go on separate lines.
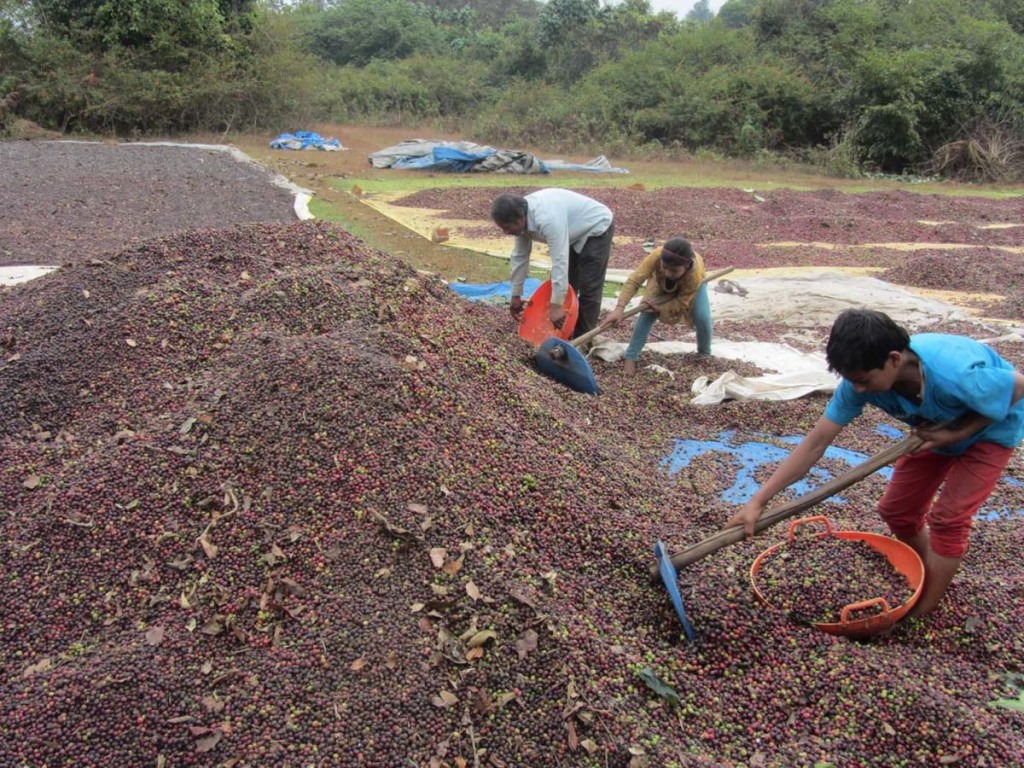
624, 359, 637, 375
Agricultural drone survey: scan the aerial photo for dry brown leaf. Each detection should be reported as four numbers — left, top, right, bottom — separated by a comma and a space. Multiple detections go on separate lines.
125, 338, 137, 347
442, 554, 464, 576
581, 739, 598, 754
201, 695, 225, 713
431, 690, 459, 708
466, 630, 496, 648
465, 647, 484, 661
465, 581, 481, 600
199, 534, 218, 559
194, 730, 222, 753
199, 616, 225, 636
22, 475, 41, 490
565, 720, 579, 750
23, 657, 52, 677
429, 548, 447, 568
386, 651, 398, 669
408, 502, 428, 515
516, 629, 538, 660
350, 658, 367, 671
145, 626, 166, 646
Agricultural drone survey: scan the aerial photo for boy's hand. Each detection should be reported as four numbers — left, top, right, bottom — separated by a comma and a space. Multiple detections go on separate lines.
725, 500, 765, 538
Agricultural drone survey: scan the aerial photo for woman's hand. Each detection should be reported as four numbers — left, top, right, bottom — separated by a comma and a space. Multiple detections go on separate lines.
600, 306, 625, 329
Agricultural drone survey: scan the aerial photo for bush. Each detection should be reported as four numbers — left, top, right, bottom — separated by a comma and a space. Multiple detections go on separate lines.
923, 119, 1024, 182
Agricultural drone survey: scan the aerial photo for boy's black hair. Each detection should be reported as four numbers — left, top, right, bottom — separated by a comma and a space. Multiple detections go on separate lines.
660, 237, 694, 268
825, 309, 910, 374
491, 194, 528, 225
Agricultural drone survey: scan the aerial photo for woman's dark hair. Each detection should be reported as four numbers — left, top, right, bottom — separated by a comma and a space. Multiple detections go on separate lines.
660, 237, 694, 268
491, 194, 528, 226
826, 309, 910, 374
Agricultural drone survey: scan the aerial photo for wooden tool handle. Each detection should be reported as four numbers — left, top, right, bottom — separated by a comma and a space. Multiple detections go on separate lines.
571, 265, 736, 350
649, 433, 924, 578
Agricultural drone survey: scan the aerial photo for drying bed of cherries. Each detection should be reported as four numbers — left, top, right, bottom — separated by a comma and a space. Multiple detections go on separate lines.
2, 220, 1023, 768
0, 141, 297, 267
393, 185, 1024, 320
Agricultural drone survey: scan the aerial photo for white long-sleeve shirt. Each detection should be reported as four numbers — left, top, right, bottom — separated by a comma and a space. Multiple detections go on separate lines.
509, 189, 613, 303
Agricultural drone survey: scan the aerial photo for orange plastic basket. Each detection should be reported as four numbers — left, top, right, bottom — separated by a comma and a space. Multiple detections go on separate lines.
750, 515, 924, 639
518, 280, 578, 346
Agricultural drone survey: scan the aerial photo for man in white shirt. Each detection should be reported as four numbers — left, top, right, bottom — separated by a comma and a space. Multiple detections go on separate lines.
491, 189, 614, 339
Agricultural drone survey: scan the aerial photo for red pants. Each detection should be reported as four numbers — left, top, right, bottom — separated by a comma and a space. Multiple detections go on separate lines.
876, 442, 1014, 559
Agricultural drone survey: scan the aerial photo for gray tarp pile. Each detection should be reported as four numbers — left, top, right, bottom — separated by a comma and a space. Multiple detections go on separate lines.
368, 139, 629, 174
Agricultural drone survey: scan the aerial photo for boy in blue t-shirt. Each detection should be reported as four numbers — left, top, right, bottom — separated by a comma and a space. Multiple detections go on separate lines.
727, 309, 1024, 619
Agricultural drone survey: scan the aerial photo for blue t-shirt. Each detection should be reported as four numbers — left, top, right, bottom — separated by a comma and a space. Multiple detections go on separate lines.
824, 334, 1024, 455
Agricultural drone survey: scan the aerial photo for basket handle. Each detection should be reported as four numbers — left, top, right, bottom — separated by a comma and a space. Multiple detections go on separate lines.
839, 596, 892, 624
786, 515, 833, 541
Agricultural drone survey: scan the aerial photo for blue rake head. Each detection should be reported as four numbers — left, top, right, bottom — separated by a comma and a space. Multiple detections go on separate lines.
654, 541, 696, 641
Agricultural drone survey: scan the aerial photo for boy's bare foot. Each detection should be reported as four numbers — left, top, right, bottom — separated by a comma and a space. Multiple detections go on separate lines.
624, 359, 637, 375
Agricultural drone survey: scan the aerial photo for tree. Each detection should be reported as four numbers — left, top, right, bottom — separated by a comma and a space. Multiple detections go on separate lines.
686, 0, 714, 24
718, 0, 760, 29
305, 0, 444, 67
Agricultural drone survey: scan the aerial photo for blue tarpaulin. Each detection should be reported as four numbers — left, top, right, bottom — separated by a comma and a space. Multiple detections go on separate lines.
271, 131, 345, 151
449, 278, 542, 302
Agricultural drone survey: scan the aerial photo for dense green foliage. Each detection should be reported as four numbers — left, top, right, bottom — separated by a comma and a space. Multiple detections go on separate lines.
2, 0, 1022, 177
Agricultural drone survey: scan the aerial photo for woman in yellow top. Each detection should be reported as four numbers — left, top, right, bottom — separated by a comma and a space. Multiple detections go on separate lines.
601, 237, 712, 375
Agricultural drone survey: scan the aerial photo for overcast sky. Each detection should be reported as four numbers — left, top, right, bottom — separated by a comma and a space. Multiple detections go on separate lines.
644, 0, 728, 17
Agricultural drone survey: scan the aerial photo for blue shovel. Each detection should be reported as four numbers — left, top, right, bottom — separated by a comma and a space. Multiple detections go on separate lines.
534, 267, 734, 395
654, 541, 697, 641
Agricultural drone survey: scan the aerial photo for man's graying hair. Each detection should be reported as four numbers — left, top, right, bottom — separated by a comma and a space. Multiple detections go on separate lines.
491, 194, 528, 226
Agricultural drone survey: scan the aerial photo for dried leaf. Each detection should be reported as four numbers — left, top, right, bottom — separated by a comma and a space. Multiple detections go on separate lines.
201, 695, 225, 714
407, 503, 428, 515
125, 338, 137, 347
565, 719, 579, 750
194, 730, 223, 753
350, 658, 367, 671
145, 626, 166, 646
279, 577, 307, 597
516, 629, 538, 660
466, 630, 496, 649
495, 691, 517, 709
939, 756, 961, 765
199, 534, 218, 559
465, 580, 481, 600
23, 657, 52, 677
199, 617, 225, 636
179, 417, 196, 434
581, 739, 598, 754
882, 721, 896, 736
465, 647, 484, 661
443, 554, 464, 576
410, 602, 425, 613
431, 690, 459, 708
429, 548, 447, 568
22, 475, 41, 490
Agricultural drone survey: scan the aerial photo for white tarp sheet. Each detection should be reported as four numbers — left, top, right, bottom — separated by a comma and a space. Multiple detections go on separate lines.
594, 270, 1018, 405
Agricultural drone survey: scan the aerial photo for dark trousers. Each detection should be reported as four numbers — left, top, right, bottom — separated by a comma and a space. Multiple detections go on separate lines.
568, 222, 613, 339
